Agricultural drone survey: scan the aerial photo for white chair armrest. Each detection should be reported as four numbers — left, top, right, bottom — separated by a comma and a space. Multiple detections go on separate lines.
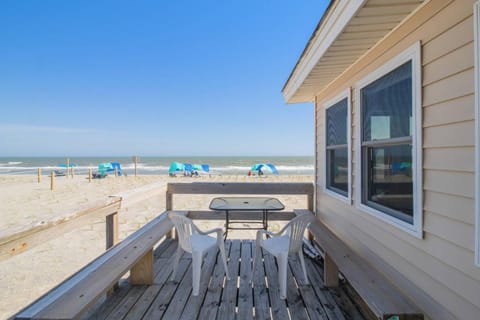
196, 227, 224, 236
258, 229, 282, 239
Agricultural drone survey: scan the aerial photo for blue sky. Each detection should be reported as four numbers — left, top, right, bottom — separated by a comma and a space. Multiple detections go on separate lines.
0, 1, 328, 157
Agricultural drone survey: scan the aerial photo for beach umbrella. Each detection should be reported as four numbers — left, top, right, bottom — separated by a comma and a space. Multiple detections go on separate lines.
98, 162, 113, 173
251, 163, 279, 175
192, 164, 210, 173
183, 163, 210, 173
169, 161, 185, 173
184, 163, 193, 172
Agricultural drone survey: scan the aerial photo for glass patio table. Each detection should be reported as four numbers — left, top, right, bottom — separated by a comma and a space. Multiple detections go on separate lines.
209, 197, 285, 239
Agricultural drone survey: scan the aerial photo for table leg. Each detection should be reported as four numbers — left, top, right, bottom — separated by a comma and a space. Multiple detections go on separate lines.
263, 210, 268, 230
224, 210, 229, 240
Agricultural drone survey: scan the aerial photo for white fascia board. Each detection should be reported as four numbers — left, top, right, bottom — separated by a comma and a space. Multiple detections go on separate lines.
283, 0, 367, 103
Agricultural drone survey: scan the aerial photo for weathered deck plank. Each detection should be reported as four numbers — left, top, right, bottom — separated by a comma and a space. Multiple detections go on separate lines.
88, 239, 373, 320
289, 254, 329, 319
217, 240, 241, 320
238, 240, 254, 320
141, 258, 190, 319
178, 247, 220, 319
198, 241, 232, 319
252, 241, 271, 320
263, 252, 289, 320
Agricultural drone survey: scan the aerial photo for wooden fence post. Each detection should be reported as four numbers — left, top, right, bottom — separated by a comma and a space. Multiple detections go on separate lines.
65, 158, 69, 179
38, 168, 41, 183
106, 212, 119, 250
50, 171, 55, 191
88, 169, 92, 182
132, 156, 139, 177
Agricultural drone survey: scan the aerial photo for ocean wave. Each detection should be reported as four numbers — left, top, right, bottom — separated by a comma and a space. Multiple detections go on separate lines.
0, 161, 23, 166
215, 166, 251, 172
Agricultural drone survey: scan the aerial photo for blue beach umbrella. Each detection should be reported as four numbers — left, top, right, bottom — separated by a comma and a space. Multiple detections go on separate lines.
251, 163, 279, 175
98, 162, 113, 173
192, 164, 209, 173
184, 163, 210, 173
169, 161, 185, 173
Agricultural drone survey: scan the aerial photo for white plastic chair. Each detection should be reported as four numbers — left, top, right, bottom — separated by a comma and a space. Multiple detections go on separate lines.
252, 213, 314, 299
168, 212, 230, 296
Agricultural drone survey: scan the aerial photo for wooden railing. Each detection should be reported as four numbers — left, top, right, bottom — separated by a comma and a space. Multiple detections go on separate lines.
166, 182, 314, 211
165, 182, 314, 238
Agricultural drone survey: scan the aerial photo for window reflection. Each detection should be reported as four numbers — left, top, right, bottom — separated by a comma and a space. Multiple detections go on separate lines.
327, 148, 348, 195
366, 144, 413, 223
326, 97, 349, 197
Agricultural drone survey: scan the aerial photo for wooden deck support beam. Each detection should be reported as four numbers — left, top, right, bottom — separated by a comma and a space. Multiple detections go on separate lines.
130, 249, 154, 285
324, 252, 339, 287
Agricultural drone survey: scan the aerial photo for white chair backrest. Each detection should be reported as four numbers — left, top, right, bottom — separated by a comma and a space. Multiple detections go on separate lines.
285, 214, 314, 254
168, 213, 196, 252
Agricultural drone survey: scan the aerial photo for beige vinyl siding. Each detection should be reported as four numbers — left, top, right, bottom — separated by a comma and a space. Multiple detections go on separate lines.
314, 0, 480, 319
424, 190, 475, 224
424, 211, 475, 250
423, 147, 474, 172
423, 94, 474, 127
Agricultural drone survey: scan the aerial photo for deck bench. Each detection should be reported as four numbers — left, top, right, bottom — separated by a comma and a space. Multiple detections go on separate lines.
298, 209, 424, 320
14, 210, 177, 320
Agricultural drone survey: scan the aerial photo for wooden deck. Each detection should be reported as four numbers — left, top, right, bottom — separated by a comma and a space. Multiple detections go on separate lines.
87, 238, 373, 320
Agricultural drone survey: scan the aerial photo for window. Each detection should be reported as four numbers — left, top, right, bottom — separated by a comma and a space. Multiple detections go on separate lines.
355, 43, 422, 237
474, 1, 480, 266
324, 90, 351, 201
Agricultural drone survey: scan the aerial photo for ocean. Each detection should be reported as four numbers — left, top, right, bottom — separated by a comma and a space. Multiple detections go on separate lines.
0, 156, 314, 176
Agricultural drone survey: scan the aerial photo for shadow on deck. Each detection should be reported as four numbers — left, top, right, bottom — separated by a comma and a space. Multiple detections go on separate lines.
88, 239, 372, 320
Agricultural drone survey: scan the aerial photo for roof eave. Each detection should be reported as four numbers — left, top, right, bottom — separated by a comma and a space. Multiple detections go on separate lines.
282, 0, 425, 104
282, 0, 367, 103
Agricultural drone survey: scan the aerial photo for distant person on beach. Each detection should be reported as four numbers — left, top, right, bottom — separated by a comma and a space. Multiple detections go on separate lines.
258, 169, 264, 176
247, 171, 252, 176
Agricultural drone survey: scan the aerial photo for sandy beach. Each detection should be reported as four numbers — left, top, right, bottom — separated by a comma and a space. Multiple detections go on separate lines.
0, 174, 313, 319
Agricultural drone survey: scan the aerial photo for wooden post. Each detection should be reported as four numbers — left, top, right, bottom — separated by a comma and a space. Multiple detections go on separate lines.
324, 252, 339, 287
114, 167, 118, 177
71, 166, 74, 178
106, 212, 119, 250
165, 191, 174, 238
106, 211, 119, 295
307, 191, 315, 241
50, 171, 55, 191
37, 168, 41, 183
88, 169, 92, 182
65, 158, 69, 179
132, 156, 139, 177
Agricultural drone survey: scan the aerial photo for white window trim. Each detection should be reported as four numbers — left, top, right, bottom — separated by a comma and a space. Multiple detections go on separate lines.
354, 42, 423, 239
474, 1, 480, 267
323, 89, 352, 203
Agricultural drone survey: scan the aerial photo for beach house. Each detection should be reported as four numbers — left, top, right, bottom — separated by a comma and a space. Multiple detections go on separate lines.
282, 0, 480, 319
